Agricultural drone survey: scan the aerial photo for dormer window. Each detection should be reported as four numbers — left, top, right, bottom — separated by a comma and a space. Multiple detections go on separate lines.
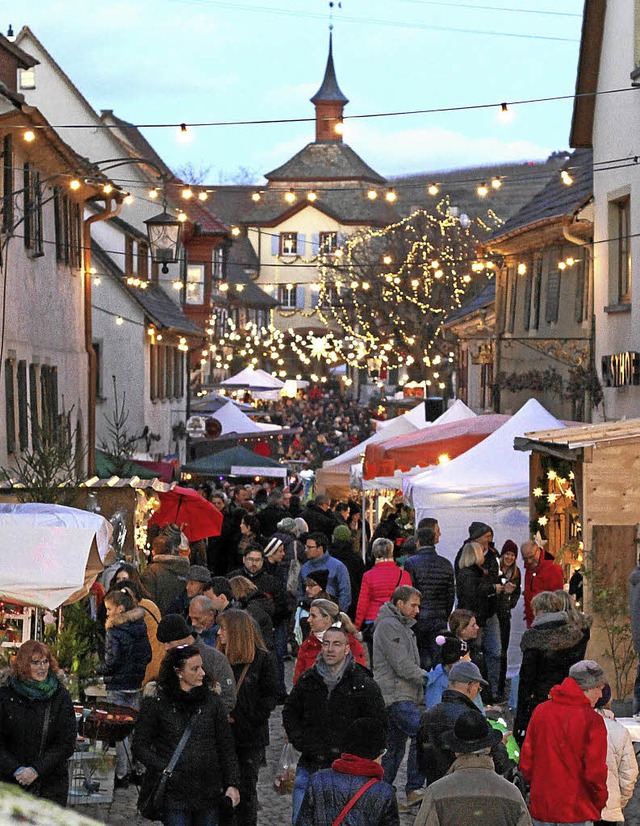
18, 67, 36, 90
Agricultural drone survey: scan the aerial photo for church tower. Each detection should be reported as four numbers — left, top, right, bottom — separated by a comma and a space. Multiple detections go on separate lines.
310, 33, 348, 143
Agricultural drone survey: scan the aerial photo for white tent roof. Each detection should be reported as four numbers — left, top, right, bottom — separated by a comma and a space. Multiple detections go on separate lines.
219, 367, 285, 390
376, 398, 476, 431
0, 504, 112, 610
211, 401, 281, 434
405, 398, 565, 504
322, 415, 418, 469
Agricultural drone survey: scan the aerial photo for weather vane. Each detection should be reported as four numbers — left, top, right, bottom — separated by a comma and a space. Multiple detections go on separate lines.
329, 1, 342, 31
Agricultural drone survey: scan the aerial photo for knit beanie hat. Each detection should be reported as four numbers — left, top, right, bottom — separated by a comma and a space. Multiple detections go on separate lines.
342, 718, 386, 760
332, 525, 352, 544
500, 540, 518, 557
277, 517, 297, 534
468, 521, 493, 541
305, 569, 330, 591
157, 614, 192, 643
293, 517, 309, 537
263, 538, 285, 559
436, 633, 469, 666
569, 660, 606, 690
162, 523, 183, 550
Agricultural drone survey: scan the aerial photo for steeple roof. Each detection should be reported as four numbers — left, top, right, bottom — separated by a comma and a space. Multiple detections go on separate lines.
310, 33, 348, 104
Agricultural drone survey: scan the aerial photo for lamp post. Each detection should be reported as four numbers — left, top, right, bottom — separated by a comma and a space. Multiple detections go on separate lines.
145, 208, 183, 273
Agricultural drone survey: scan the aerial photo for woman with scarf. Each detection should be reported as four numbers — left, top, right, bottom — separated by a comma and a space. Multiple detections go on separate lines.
293, 599, 366, 684
0, 640, 76, 806
133, 644, 240, 825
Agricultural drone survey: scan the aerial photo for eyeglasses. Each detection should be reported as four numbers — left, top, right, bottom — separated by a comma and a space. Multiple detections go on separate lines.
305, 544, 317, 550
30, 660, 49, 668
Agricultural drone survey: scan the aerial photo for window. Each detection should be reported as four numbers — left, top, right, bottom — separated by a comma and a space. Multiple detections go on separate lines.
4, 357, 15, 454
186, 264, 205, 304
2, 135, 13, 233
278, 284, 297, 308
150, 343, 184, 401
609, 196, 631, 304
173, 349, 184, 399
319, 286, 338, 309
531, 255, 543, 331
522, 264, 533, 331
23, 163, 43, 256
575, 257, 588, 323
212, 247, 224, 283
280, 232, 298, 256
18, 67, 36, 89
319, 231, 338, 253
481, 362, 493, 410
545, 267, 562, 324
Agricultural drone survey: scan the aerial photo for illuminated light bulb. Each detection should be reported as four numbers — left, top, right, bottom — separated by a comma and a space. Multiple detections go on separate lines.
362, 281, 370, 290
547, 470, 557, 480
385, 274, 394, 283
383, 255, 392, 265
477, 183, 489, 198
434, 269, 443, 279
561, 170, 574, 186
334, 120, 344, 135
433, 372, 440, 379
486, 261, 496, 270
178, 212, 187, 222
220, 283, 229, 292
69, 179, 81, 191
558, 261, 567, 271
198, 191, 208, 201
149, 188, 159, 199
172, 280, 182, 290
431, 260, 440, 269
538, 515, 548, 526
385, 189, 397, 203
231, 226, 241, 236
236, 283, 245, 292
350, 281, 359, 289
367, 189, 378, 200
547, 493, 559, 504
179, 337, 186, 345
427, 183, 439, 196
181, 188, 193, 199
498, 102, 513, 123
566, 257, 575, 267
284, 189, 296, 204
307, 190, 317, 202
93, 276, 101, 285
411, 279, 419, 288
438, 382, 446, 389
517, 263, 527, 275
334, 248, 343, 258
103, 183, 113, 194
177, 123, 192, 143
462, 274, 471, 283
124, 194, 134, 205
23, 130, 36, 143
89, 267, 97, 275
115, 316, 124, 326
251, 191, 261, 202
491, 177, 502, 189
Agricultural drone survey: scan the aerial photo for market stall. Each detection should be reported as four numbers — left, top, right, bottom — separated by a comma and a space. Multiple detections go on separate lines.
182, 445, 288, 480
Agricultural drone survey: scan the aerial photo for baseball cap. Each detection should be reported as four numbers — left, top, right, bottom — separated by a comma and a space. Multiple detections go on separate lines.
448, 660, 488, 687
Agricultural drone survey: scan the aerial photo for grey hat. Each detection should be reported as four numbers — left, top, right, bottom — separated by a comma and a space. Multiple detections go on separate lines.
468, 521, 493, 541
277, 517, 297, 533
186, 565, 211, 584
448, 660, 489, 687
569, 660, 606, 690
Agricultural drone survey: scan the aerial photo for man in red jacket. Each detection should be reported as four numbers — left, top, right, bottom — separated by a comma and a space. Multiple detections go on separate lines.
520, 659, 608, 826
521, 540, 565, 627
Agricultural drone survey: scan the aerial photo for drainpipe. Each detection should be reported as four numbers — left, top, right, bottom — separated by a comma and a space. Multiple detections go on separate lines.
83, 195, 123, 475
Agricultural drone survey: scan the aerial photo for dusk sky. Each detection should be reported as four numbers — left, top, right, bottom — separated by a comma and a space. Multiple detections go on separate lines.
16, 0, 584, 181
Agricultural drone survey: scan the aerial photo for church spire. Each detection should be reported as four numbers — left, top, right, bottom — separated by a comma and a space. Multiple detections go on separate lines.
311, 33, 348, 142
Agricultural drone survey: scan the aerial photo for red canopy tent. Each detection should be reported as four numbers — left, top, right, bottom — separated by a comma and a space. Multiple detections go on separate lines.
363, 414, 511, 479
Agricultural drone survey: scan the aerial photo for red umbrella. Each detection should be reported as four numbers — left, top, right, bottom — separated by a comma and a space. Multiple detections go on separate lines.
149, 486, 223, 542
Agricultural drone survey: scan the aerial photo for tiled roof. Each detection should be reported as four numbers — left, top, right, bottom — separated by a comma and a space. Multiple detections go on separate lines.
487, 149, 593, 242
311, 34, 348, 104
206, 186, 256, 224
265, 142, 386, 185
92, 243, 202, 335
444, 282, 495, 326
228, 268, 279, 308
181, 199, 227, 234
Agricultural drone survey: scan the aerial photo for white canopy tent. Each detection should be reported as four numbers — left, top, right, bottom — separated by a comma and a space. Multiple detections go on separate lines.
0, 504, 112, 610
375, 398, 476, 431
218, 367, 285, 391
403, 398, 566, 674
209, 401, 281, 434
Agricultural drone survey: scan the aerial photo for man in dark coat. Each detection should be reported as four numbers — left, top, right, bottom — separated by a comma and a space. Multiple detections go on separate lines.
296, 718, 399, 826
404, 519, 455, 669
417, 661, 512, 783
256, 488, 290, 537
140, 536, 189, 615
300, 494, 339, 537
228, 547, 288, 622
328, 525, 365, 618
283, 625, 387, 824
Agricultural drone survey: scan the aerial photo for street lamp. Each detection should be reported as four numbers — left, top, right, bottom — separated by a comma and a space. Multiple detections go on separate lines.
144, 208, 183, 273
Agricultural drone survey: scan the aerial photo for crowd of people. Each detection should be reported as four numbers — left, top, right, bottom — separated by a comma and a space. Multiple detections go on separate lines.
0, 485, 638, 826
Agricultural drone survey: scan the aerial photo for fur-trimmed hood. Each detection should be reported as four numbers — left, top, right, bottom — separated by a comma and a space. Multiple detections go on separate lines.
520, 612, 584, 652
105, 605, 146, 630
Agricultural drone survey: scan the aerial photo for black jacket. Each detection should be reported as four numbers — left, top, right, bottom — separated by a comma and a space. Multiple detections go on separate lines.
132, 682, 240, 811
228, 647, 279, 750
227, 567, 289, 622
329, 540, 365, 617
96, 607, 152, 690
238, 592, 275, 650
417, 689, 512, 782
404, 546, 455, 621
455, 565, 497, 626
514, 611, 587, 744
283, 659, 386, 773
300, 502, 338, 538
257, 503, 290, 538
0, 678, 76, 806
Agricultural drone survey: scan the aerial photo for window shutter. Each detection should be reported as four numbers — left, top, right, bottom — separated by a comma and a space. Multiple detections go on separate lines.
311, 234, 320, 255
523, 270, 533, 331
545, 270, 561, 324
271, 234, 279, 256
297, 234, 306, 256
296, 286, 305, 309
4, 358, 15, 454
574, 260, 585, 323
311, 289, 320, 308
29, 363, 39, 448
17, 360, 28, 451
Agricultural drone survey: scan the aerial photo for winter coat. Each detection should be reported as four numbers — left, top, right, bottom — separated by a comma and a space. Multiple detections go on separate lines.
417, 689, 512, 782
228, 647, 279, 751
404, 546, 455, 622
298, 552, 352, 613
519, 676, 608, 824
192, 635, 237, 713
293, 631, 366, 684
455, 564, 497, 626
257, 503, 289, 538
523, 552, 564, 627
413, 754, 532, 826
132, 682, 240, 812
283, 658, 386, 773
329, 540, 365, 617
300, 502, 339, 537
596, 708, 639, 821
355, 561, 411, 628
514, 610, 586, 743
629, 565, 640, 654
236, 592, 275, 649
496, 563, 521, 623
296, 756, 399, 826
0, 677, 76, 806
425, 666, 485, 713
140, 554, 189, 615
96, 606, 152, 690
228, 566, 289, 622
139, 598, 165, 686
373, 601, 427, 706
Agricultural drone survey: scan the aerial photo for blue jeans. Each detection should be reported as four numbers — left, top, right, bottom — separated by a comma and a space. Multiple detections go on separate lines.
381, 701, 425, 795
292, 763, 312, 825
163, 810, 218, 826
532, 821, 593, 826
481, 615, 502, 698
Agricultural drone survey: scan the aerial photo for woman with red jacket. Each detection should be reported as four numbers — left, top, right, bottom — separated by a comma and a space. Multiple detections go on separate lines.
293, 599, 366, 684
355, 538, 412, 630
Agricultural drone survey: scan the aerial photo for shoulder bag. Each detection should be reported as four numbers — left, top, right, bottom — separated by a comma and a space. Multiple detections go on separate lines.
332, 777, 378, 826
137, 710, 199, 821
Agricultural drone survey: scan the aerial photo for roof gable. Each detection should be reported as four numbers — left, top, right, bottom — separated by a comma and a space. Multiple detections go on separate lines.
569, 0, 606, 148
